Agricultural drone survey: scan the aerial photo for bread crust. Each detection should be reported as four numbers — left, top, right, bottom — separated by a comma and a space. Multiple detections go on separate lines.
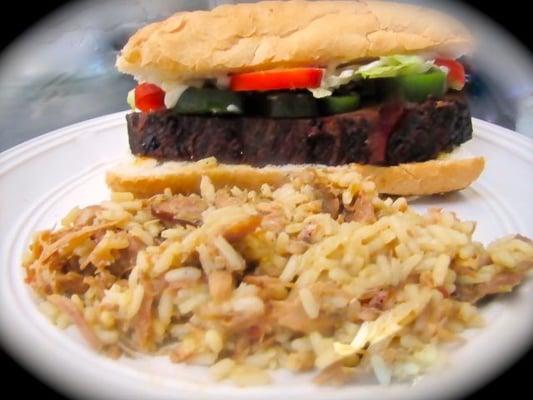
106, 157, 485, 197
116, 0, 472, 82
350, 157, 485, 196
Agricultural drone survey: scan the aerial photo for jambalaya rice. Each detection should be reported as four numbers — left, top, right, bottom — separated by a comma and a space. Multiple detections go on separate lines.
23, 168, 533, 386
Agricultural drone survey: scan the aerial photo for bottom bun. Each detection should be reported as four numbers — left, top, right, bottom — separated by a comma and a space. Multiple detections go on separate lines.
106, 156, 485, 197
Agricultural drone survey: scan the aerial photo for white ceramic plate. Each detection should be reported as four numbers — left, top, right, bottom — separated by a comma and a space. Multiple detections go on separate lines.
1, 113, 532, 400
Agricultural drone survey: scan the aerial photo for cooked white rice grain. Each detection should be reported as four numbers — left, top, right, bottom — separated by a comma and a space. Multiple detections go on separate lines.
70, 294, 84, 311
232, 296, 265, 315
245, 349, 277, 369
129, 225, 154, 246
161, 227, 188, 240
164, 267, 202, 283
197, 244, 218, 273
400, 334, 423, 350
458, 244, 475, 259
152, 242, 181, 276
210, 358, 236, 381
296, 267, 321, 287
178, 292, 209, 315
291, 337, 313, 352
371, 355, 392, 385
213, 236, 245, 271
260, 183, 273, 197
190, 352, 218, 366
392, 197, 408, 211
126, 285, 145, 319
56, 313, 71, 329
413, 344, 439, 367
200, 176, 216, 204
432, 254, 451, 287
276, 232, 290, 253
136, 250, 150, 272
158, 288, 175, 326
205, 329, 224, 354
170, 324, 190, 339
299, 288, 320, 319
38, 301, 59, 321
61, 207, 81, 227
144, 220, 164, 238
280, 254, 299, 282
84, 307, 97, 324
490, 250, 516, 268
328, 267, 351, 283
380, 229, 396, 245
394, 362, 421, 379
230, 365, 271, 386
95, 328, 119, 345
98, 310, 115, 329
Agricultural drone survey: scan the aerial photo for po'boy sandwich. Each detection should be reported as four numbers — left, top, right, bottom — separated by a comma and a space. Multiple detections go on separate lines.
108, 0, 484, 196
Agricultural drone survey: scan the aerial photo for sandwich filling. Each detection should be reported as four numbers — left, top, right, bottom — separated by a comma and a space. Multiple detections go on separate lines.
124, 55, 471, 167
127, 55, 465, 114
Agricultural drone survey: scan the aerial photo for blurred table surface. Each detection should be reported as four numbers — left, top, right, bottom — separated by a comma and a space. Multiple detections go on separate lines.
0, 0, 532, 152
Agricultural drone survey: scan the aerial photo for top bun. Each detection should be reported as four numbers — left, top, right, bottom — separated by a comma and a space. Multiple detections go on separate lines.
116, 0, 472, 83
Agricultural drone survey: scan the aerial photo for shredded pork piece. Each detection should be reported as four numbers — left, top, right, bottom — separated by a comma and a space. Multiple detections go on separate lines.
320, 192, 341, 219
367, 289, 390, 310
151, 194, 207, 225
55, 272, 88, 296
222, 214, 262, 241
133, 282, 155, 350
48, 294, 102, 351
298, 223, 319, 243
243, 275, 290, 300
454, 272, 526, 303
313, 361, 356, 386
109, 236, 145, 278
258, 203, 287, 233
270, 298, 337, 335
345, 195, 376, 223
38, 221, 124, 264
170, 343, 195, 363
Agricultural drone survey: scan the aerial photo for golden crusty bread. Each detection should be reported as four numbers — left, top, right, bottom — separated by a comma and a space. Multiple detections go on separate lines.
116, 0, 473, 82
106, 156, 485, 197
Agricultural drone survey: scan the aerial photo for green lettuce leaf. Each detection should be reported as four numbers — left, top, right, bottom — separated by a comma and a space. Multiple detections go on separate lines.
357, 55, 434, 79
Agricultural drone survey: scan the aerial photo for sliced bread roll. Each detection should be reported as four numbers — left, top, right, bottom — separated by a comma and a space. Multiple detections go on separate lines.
106, 156, 485, 197
116, 0, 472, 83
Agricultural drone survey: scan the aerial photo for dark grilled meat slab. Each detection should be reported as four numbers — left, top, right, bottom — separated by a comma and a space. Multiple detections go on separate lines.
127, 93, 472, 167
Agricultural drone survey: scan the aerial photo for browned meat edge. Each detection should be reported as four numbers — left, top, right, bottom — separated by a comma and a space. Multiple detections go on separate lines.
126, 92, 472, 167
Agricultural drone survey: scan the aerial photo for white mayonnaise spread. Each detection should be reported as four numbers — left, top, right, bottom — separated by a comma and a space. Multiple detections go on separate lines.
129, 55, 447, 108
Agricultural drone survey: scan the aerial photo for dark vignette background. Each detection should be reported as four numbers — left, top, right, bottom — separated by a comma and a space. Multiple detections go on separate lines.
0, 1, 530, 398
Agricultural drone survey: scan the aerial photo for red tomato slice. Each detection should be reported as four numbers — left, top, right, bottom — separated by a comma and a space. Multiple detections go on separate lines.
135, 83, 166, 112
435, 59, 466, 90
230, 68, 324, 91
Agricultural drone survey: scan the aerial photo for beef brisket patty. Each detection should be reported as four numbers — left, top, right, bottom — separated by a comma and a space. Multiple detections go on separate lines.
126, 93, 472, 167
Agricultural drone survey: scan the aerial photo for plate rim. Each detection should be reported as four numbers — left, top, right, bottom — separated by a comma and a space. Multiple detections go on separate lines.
1, 114, 532, 400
